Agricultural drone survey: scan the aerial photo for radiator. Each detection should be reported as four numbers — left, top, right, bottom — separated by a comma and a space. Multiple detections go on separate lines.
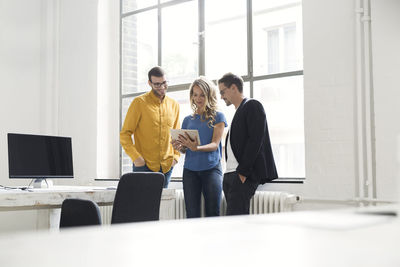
175, 189, 299, 219
100, 205, 113, 225
175, 189, 186, 220
99, 190, 299, 222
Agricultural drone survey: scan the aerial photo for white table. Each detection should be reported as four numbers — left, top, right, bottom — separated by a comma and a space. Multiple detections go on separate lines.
0, 208, 398, 267
0, 186, 176, 229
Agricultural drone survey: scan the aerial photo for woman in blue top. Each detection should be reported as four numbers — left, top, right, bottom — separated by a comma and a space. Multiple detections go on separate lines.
172, 76, 227, 218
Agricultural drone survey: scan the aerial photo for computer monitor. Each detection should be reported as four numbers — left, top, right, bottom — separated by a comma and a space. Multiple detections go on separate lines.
7, 133, 74, 188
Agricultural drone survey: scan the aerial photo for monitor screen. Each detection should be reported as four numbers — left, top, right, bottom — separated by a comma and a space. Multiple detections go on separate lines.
7, 133, 74, 179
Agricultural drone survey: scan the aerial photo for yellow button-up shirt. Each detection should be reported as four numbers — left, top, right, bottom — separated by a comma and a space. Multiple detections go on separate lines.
120, 91, 180, 173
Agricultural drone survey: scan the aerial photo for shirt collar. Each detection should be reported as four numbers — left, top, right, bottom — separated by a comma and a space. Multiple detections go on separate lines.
148, 90, 164, 104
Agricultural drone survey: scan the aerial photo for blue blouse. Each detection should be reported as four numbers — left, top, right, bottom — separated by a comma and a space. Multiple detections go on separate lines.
182, 111, 227, 171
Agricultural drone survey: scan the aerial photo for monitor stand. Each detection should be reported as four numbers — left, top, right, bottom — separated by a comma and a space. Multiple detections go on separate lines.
31, 179, 54, 188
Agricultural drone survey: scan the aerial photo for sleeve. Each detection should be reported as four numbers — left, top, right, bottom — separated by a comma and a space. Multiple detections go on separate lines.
215, 112, 228, 127
120, 98, 142, 162
172, 102, 181, 163
236, 100, 266, 178
181, 116, 188, 129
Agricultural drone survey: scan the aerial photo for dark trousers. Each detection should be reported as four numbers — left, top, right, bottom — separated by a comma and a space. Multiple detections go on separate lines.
223, 172, 258, 215
183, 163, 222, 218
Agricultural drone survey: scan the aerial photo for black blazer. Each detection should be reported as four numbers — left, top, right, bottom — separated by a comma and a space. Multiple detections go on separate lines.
226, 98, 278, 184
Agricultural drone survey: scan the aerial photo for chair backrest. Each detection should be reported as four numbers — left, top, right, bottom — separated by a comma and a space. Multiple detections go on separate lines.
111, 172, 164, 224
59, 198, 102, 228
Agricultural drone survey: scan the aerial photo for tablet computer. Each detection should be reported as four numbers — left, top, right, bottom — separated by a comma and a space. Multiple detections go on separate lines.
170, 129, 201, 145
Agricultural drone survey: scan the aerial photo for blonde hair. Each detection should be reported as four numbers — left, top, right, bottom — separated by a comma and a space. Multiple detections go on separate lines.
189, 76, 218, 128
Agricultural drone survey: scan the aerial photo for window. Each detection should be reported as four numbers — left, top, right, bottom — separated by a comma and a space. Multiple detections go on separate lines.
205, 0, 248, 78
121, 97, 134, 174
120, 0, 304, 179
162, 1, 198, 85
261, 24, 299, 75
254, 76, 305, 177
121, 10, 157, 94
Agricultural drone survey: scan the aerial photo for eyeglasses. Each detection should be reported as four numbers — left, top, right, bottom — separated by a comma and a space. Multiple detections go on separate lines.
151, 81, 168, 88
219, 87, 228, 96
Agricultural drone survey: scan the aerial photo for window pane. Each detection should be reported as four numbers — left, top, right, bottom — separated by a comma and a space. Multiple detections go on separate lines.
253, 0, 303, 76
162, 2, 198, 86
121, 97, 134, 175
166, 90, 192, 178
253, 76, 305, 178
267, 29, 280, 74
122, 11, 157, 95
168, 89, 192, 123
122, 0, 157, 14
284, 24, 298, 71
205, 0, 247, 79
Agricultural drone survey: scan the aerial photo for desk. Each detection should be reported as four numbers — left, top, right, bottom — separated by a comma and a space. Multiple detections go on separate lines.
0, 208, 398, 267
0, 186, 176, 229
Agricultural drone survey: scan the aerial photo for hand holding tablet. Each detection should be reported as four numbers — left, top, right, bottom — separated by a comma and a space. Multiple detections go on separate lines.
170, 129, 201, 145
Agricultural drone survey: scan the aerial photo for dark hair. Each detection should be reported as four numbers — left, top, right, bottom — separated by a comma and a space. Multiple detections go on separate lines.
218, 72, 243, 93
148, 66, 165, 81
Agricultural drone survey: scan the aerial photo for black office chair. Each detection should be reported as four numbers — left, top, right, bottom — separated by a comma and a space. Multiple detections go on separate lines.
111, 172, 164, 224
59, 198, 102, 228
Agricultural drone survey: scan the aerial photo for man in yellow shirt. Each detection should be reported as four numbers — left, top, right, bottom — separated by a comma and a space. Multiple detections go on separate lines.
120, 66, 180, 188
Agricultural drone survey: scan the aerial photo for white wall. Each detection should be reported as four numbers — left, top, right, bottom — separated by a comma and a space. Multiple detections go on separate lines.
0, 0, 99, 232
371, 0, 400, 201
303, 0, 357, 200
0, 0, 43, 185
0, 0, 98, 187
0, 0, 50, 232
56, 0, 99, 185
97, 0, 120, 180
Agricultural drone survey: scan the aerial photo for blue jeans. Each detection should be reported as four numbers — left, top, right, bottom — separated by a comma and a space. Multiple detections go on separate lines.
182, 162, 222, 218
132, 164, 173, 188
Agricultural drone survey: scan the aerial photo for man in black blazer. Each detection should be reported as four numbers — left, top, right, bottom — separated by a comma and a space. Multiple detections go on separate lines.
218, 73, 278, 215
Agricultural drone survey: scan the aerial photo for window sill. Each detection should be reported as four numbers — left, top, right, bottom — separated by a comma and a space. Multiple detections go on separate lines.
267, 178, 304, 184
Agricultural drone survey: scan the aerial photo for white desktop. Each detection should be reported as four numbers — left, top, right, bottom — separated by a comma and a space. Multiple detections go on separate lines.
0, 206, 398, 267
